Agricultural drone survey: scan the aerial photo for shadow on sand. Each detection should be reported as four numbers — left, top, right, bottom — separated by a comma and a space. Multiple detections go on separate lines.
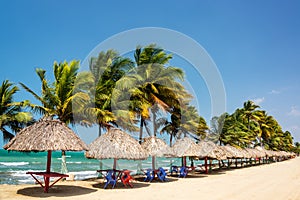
17, 185, 97, 198
92, 180, 150, 190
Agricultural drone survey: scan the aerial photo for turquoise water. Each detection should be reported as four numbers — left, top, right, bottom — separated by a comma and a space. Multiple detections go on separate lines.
0, 149, 190, 185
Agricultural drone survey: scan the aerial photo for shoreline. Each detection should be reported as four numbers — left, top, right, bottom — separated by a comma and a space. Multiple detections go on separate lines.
1, 157, 300, 200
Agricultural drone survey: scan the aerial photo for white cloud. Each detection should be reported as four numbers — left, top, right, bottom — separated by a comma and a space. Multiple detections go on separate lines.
252, 97, 265, 105
288, 106, 300, 117
269, 89, 280, 94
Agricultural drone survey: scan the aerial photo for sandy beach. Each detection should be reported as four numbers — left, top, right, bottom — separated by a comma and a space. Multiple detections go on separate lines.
1, 157, 300, 200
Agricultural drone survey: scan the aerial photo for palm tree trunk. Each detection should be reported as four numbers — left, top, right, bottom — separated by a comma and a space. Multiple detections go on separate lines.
139, 117, 144, 144
98, 125, 102, 137
259, 136, 263, 147
98, 124, 103, 177
169, 134, 173, 147
153, 110, 157, 137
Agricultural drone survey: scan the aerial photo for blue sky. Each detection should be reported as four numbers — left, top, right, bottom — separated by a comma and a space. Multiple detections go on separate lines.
1, 0, 300, 145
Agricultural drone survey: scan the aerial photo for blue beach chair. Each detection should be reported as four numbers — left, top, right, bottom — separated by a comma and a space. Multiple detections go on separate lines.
104, 170, 117, 189
178, 166, 188, 178
170, 165, 179, 175
157, 167, 168, 182
144, 169, 155, 182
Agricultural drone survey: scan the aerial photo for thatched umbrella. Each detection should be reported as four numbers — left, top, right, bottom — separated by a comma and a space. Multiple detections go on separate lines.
169, 137, 199, 166
197, 141, 227, 174
141, 136, 171, 170
197, 141, 227, 160
3, 117, 88, 192
85, 128, 148, 169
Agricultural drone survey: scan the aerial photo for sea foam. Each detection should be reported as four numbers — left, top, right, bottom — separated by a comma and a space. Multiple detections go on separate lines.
0, 162, 29, 166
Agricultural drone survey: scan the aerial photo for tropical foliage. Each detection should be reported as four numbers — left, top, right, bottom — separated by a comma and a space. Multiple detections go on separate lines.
19, 60, 93, 173
86, 50, 135, 135
1, 44, 297, 155
0, 80, 33, 141
212, 100, 295, 151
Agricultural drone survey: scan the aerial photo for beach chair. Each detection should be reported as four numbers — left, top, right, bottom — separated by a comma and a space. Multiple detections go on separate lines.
121, 170, 134, 187
157, 167, 168, 182
178, 166, 188, 178
104, 170, 117, 189
170, 165, 179, 175
144, 169, 155, 182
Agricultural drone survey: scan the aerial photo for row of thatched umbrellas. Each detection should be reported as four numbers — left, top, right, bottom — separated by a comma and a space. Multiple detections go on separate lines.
3, 117, 296, 192
169, 137, 295, 161
3, 118, 172, 187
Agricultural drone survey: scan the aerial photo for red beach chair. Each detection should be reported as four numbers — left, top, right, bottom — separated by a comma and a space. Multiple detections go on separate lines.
121, 170, 134, 187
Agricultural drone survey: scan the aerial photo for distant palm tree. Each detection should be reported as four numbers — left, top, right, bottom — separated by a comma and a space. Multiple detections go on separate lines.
117, 44, 188, 143
255, 110, 275, 147
20, 60, 91, 173
160, 103, 208, 145
87, 50, 135, 136
241, 100, 260, 131
221, 109, 255, 148
0, 80, 33, 142
210, 113, 227, 145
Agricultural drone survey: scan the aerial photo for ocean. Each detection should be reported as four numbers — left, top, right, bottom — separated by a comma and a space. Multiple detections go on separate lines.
0, 149, 189, 185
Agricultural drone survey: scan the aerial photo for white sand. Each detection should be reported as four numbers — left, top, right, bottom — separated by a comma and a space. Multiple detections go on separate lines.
1, 157, 300, 200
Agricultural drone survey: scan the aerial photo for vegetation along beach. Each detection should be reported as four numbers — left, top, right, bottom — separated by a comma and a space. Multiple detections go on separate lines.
1, 1, 300, 200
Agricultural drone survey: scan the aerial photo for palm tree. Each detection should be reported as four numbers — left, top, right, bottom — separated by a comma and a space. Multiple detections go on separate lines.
0, 80, 33, 142
20, 60, 91, 173
254, 110, 276, 147
241, 100, 260, 132
210, 113, 227, 144
221, 109, 255, 147
160, 103, 208, 145
116, 44, 188, 143
87, 50, 135, 136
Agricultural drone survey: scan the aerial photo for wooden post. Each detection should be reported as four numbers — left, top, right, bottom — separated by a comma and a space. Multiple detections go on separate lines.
45, 150, 52, 193
152, 156, 156, 170
183, 156, 187, 167
113, 158, 117, 170
205, 157, 208, 174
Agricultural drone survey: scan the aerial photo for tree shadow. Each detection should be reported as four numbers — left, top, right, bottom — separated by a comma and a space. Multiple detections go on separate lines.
92, 180, 150, 190
192, 170, 227, 176
134, 176, 179, 184
17, 185, 97, 198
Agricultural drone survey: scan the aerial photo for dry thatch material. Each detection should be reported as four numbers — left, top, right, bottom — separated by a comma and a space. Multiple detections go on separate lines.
141, 136, 171, 157
245, 148, 265, 158
85, 128, 148, 160
222, 145, 244, 158
197, 141, 227, 160
255, 146, 270, 157
3, 117, 88, 151
169, 137, 199, 157
218, 145, 234, 159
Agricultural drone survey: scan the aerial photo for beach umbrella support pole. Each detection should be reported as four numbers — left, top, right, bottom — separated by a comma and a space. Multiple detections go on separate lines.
205, 157, 208, 174
45, 150, 52, 193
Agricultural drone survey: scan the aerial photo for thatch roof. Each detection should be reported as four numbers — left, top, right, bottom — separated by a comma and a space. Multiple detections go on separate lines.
3, 117, 88, 151
255, 146, 270, 157
245, 148, 265, 158
218, 146, 234, 159
197, 141, 227, 160
141, 136, 171, 157
85, 128, 148, 160
222, 145, 244, 158
169, 137, 199, 157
